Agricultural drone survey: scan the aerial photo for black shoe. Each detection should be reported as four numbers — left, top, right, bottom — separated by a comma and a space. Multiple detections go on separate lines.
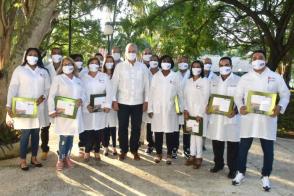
183, 150, 190, 159
172, 149, 178, 159
210, 166, 223, 173
145, 147, 153, 154
227, 171, 236, 179
31, 161, 43, 168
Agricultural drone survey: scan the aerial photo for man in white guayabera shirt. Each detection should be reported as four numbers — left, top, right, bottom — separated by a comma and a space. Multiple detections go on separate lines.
112, 43, 149, 161
232, 50, 290, 192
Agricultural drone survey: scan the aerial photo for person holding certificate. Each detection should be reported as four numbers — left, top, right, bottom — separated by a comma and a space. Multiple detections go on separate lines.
233, 50, 290, 191
148, 55, 182, 165
81, 57, 111, 161
48, 57, 85, 171
206, 57, 240, 179
183, 60, 210, 169
6, 48, 51, 171
112, 43, 149, 161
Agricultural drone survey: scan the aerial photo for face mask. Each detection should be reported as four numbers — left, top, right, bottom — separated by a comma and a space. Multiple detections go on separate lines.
62, 64, 74, 74
192, 68, 202, 76
252, 60, 266, 70
143, 54, 152, 62
89, 63, 99, 72
75, 61, 83, 69
161, 62, 171, 70
26, 56, 38, 65
105, 63, 114, 70
178, 62, 189, 70
52, 54, 62, 63
219, 66, 232, 75
149, 61, 158, 68
204, 63, 212, 71
127, 52, 137, 61
112, 53, 121, 61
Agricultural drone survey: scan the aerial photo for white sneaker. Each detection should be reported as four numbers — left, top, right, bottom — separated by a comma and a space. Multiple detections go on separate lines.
232, 171, 245, 186
261, 176, 271, 191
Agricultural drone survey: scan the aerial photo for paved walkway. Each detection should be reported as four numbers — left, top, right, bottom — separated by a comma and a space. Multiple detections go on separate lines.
0, 133, 293, 196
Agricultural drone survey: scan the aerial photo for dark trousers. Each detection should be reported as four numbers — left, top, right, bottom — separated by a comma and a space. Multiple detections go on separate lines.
180, 125, 191, 153
237, 138, 274, 176
20, 129, 40, 159
78, 131, 87, 148
41, 125, 50, 152
102, 127, 117, 148
173, 131, 180, 151
118, 104, 143, 153
146, 123, 154, 148
212, 140, 239, 172
84, 130, 102, 153
154, 132, 174, 155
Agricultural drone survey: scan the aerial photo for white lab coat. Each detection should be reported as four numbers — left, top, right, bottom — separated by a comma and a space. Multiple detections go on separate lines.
206, 71, 218, 81
234, 68, 290, 140
45, 63, 57, 83
106, 76, 118, 128
148, 71, 182, 133
79, 67, 88, 78
206, 73, 241, 142
176, 70, 191, 125
81, 72, 112, 131
48, 74, 85, 135
6, 65, 51, 129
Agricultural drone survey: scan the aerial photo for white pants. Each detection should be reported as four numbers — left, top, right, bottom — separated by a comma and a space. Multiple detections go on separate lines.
190, 135, 203, 158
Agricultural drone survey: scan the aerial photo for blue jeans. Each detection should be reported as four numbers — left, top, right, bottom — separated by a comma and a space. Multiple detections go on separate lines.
237, 137, 274, 176
59, 136, 74, 160
20, 128, 40, 159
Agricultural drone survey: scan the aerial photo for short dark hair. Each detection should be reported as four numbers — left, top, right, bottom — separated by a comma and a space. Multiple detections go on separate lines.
159, 55, 174, 69
252, 50, 266, 58
190, 60, 204, 78
95, 53, 103, 57
51, 47, 62, 55
87, 57, 100, 66
70, 53, 83, 61
219, 56, 232, 66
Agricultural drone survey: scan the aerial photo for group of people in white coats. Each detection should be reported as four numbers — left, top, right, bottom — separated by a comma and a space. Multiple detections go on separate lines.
6, 44, 290, 192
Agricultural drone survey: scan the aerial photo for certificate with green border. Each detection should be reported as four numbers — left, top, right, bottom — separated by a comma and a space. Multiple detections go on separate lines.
12, 97, 38, 118
184, 116, 203, 136
246, 90, 277, 115
55, 96, 78, 119
174, 95, 182, 115
90, 93, 106, 112
208, 94, 234, 115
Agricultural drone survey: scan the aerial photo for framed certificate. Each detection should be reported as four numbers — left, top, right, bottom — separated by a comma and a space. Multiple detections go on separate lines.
174, 95, 182, 115
184, 116, 203, 136
55, 96, 78, 119
246, 91, 277, 115
208, 94, 234, 115
12, 97, 38, 118
90, 94, 106, 112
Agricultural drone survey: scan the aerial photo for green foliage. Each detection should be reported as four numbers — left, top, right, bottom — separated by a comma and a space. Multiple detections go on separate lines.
0, 122, 21, 155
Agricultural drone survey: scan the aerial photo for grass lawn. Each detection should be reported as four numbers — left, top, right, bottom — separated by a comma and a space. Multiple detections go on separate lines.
278, 91, 294, 138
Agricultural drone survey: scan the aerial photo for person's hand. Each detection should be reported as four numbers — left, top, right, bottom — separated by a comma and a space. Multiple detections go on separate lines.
206, 105, 211, 115
49, 112, 59, 118
226, 110, 236, 118
6, 107, 13, 118
143, 102, 148, 112
6, 120, 14, 129
76, 99, 83, 107
240, 106, 248, 115
270, 105, 281, 117
148, 112, 153, 118
36, 95, 45, 105
103, 108, 110, 113
184, 110, 189, 120
87, 105, 94, 113
112, 101, 119, 111
195, 116, 202, 123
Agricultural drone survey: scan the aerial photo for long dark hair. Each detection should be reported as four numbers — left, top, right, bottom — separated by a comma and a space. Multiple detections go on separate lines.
190, 60, 204, 78
103, 55, 115, 74
21, 48, 46, 70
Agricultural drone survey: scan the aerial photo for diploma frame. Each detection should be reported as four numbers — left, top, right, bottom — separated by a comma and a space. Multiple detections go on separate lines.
184, 116, 203, 136
12, 97, 38, 118
208, 94, 234, 115
55, 96, 78, 119
246, 90, 277, 115
90, 93, 106, 112
174, 95, 182, 115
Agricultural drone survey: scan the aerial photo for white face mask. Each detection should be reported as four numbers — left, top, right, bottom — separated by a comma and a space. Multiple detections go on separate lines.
149, 61, 158, 68
62, 64, 74, 74
105, 63, 114, 70
75, 61, 83, 69
127, 52, 137, 61
252, 60, 266, 70
178, 62, 189, 70
89, 63, 99, 72
26, 56, 38, 65
52, 54, 62, 63
161, 62, 171, 70
204, 63, 212, 71
143, 54, 152, 62
192, 68, 202, 76
112, 53, 121, 61
219, 66, 232, 75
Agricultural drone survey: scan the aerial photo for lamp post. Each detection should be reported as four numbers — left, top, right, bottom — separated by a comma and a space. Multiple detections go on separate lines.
103, 24, 114, 55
